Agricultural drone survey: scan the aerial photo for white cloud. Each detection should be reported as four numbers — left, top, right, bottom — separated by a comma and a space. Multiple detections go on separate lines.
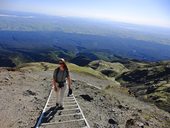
0, 14, 34, 19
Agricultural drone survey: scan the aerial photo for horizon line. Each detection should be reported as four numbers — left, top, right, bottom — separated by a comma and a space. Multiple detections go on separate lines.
1, 9, 170, 29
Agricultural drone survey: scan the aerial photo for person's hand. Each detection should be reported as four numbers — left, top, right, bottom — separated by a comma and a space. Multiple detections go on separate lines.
52, 79, 56, 88
54, 85, 58, 92
51, 80, 54, 88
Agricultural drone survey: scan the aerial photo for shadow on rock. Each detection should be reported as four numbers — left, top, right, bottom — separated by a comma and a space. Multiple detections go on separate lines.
125, 118, 146, 128
108, 118, 119, 127
80, 94, 93, 102
23, 89, 36, 96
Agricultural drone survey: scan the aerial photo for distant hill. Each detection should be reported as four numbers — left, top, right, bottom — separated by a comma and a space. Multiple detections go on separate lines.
88, 60, 129, 77
1, 30, 170, 67
115, 61, 170, 112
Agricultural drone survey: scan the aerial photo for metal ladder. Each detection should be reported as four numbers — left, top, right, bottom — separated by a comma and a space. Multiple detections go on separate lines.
35, 89, 90, 128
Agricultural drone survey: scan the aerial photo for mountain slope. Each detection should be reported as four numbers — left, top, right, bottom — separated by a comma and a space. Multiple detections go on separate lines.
116, 61, 170, 112
88, 60, 129, 77
1, 62, 170, 128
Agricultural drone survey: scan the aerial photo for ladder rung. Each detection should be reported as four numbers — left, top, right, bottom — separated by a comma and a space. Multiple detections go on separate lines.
64, 103, 77, 106
64, 104, 78, 107
55, 112, 82, 117
41, 118, 85, 126
64, 100, 75, 103
46, 103, 77, 109
49, 97, 74, 100
46, 104, 78, 109
58, 108, 80, 112
64, 99, 75, 101
64, 102, 76, 104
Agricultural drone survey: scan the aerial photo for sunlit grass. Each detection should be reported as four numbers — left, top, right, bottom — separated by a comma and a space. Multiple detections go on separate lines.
17, 62, 106, 79
17, 62, 57, 71
67, 63, 106, 79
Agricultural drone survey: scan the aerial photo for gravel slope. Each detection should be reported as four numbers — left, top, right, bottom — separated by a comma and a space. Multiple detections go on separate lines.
0, 68, 170, 128
0, 69, 51, 128
72, 79, 170, 128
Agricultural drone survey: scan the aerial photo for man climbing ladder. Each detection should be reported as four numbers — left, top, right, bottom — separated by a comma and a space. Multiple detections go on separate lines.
53, 58, 72, 109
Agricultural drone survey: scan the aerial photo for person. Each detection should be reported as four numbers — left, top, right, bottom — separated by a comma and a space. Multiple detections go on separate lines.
53, 58, 72, 109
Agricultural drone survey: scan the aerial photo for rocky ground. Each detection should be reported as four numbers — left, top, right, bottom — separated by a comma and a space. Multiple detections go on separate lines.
0, 67, 170, 128
73, 79, 170, 128
0, 68, 51, 128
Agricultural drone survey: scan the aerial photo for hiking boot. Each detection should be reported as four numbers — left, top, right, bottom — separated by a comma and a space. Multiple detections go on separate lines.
56, 103, 59, 107
58, 105, 64, 110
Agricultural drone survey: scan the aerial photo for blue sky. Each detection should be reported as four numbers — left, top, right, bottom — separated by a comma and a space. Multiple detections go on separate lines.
1, 0, 170, 28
